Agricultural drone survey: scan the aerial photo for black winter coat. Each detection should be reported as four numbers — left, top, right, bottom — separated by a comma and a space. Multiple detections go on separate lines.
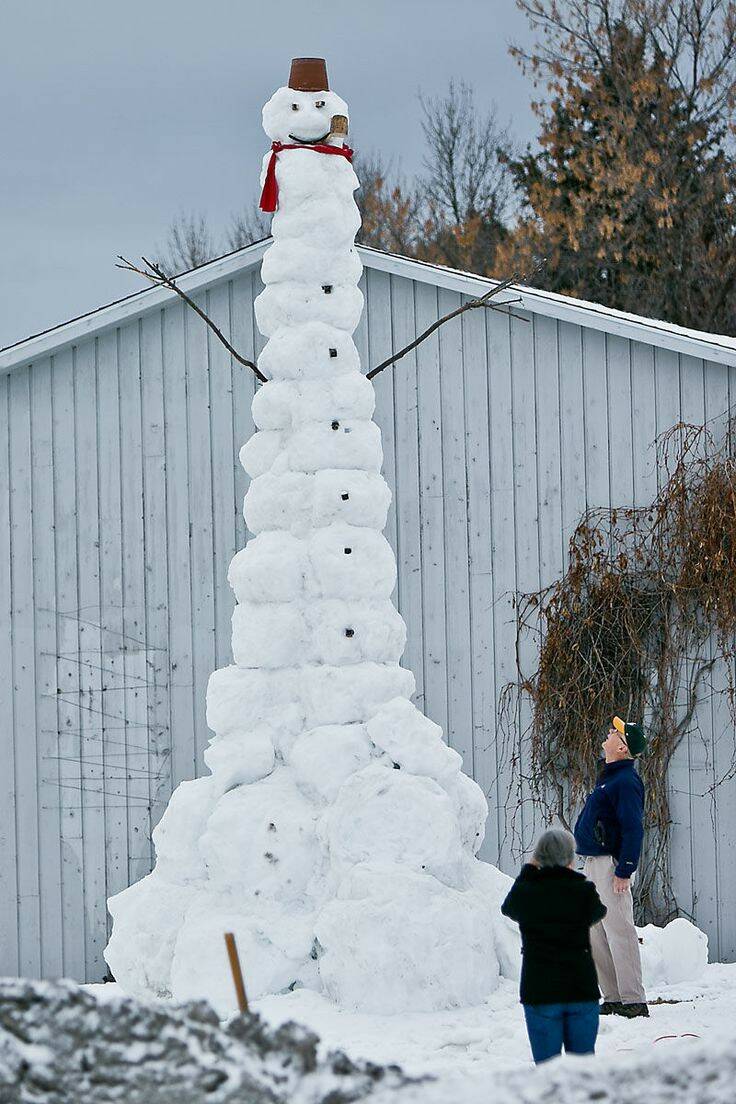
501, 864, 606, 1005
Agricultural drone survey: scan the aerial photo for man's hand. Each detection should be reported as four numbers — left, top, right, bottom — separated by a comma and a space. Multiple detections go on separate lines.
613, 875, 631, 894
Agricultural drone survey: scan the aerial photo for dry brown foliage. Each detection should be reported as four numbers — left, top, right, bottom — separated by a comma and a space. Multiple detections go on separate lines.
501, 0, 736, 335
502, 416, 736, 922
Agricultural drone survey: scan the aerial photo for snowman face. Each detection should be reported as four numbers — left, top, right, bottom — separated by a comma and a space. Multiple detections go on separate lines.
262, 86, 349, 144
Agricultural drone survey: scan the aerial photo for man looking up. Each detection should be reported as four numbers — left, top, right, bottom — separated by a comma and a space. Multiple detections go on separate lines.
575, 716, 648, 1019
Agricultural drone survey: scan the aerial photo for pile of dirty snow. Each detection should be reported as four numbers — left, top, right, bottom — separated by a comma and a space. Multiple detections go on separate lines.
377, 1030, 736, 1103
3, 972, 736, 1104
0, 979, 412, 1103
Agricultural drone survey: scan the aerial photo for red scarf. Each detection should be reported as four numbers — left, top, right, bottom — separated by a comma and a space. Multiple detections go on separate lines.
259, 141, 355, 213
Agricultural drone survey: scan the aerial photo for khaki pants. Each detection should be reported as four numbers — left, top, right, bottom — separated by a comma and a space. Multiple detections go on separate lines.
583, 856, 646, 1004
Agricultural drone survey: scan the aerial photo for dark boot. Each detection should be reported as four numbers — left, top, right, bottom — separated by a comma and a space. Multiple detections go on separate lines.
600, 1001, 623, 1015
618, 1002, 649, 1018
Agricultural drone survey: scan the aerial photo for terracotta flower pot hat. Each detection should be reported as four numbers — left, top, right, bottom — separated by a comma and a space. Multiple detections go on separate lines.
288, 57, 329, 92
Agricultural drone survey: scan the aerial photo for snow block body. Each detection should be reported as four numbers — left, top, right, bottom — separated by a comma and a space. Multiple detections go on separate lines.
105, 74, 517, 1015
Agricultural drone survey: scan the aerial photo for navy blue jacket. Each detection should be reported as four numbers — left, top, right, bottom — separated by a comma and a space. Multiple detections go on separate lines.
574, 759, 644, 878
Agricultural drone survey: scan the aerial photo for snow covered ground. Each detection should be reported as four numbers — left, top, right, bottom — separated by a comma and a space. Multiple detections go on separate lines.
253, 963, 736, 1083
82, 963, 736, 1101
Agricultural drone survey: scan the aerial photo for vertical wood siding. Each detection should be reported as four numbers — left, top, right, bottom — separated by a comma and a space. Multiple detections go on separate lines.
2, 265, 735, 980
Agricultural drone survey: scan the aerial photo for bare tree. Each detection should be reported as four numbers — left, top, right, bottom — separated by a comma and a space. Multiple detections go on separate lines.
155, 211, 217, 273
353, 151, 423, 255
420, 80, 513, 223
417, 81, 514, 272
227, 204, 271, 251
512, 0, 736, 138
155, 201, 269, 275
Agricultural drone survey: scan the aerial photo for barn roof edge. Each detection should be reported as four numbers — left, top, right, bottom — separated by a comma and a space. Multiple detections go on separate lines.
2, 240, 735, 374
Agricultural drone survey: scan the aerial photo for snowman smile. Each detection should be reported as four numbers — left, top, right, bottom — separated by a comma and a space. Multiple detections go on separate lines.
288, 130, 331, 145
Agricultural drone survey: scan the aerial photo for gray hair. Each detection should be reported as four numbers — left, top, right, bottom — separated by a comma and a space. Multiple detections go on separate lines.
533, 828, 576, 869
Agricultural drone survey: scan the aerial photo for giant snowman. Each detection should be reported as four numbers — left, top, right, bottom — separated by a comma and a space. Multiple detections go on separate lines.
106, 58, 517, 1015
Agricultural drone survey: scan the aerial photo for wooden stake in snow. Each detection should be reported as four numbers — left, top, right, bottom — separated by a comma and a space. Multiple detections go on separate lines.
224, 932, 249, 1014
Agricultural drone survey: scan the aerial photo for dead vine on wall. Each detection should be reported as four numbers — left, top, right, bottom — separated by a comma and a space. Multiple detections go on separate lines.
501, 416, 736, 923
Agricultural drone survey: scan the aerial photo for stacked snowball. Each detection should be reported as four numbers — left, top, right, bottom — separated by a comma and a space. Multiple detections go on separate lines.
105, 76, 519, 1016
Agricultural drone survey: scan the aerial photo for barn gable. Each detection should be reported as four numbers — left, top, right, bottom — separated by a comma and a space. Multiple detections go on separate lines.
2, 242, 736, 374
2, 245, 736, 981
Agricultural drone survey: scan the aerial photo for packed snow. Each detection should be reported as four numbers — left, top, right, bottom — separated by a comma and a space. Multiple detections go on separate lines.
105, 67, 516, 1017
253, 958, 735, 1097
69, 957, 736, 1102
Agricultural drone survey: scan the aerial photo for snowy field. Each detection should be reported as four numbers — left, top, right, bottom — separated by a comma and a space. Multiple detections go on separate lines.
253, 963, 736, 1082
80, 961, 736, 1101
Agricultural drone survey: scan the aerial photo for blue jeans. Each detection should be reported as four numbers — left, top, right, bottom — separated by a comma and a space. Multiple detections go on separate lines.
523, 1001, 599, 1064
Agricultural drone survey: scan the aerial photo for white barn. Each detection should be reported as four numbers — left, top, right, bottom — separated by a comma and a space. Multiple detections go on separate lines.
2, 240, 736, 982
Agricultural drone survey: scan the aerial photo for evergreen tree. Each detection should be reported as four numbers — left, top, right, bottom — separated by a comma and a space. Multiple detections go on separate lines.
500, 1, 736, 334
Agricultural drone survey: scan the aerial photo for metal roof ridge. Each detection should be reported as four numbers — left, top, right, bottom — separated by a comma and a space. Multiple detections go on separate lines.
0, 239, 271, 372
360, 247, 736, 361
1, 240, 735, 374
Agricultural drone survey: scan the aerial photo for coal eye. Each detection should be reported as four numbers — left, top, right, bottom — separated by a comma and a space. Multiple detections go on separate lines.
316, 100, 326, 108
291, 103, 300, 111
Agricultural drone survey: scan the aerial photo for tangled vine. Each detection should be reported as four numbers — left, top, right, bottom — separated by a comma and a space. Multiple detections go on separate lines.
501, 416, 736, 923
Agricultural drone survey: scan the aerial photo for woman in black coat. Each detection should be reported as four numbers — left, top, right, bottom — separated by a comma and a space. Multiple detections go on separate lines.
501, 827, 607, 1064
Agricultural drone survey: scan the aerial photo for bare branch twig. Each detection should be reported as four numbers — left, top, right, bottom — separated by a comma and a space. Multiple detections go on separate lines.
117, 256, 267, 382
119, 254, 544, 389
366, 262, 545, 380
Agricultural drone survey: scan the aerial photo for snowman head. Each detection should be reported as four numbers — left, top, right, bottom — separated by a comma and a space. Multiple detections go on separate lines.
262, 57, 349, 145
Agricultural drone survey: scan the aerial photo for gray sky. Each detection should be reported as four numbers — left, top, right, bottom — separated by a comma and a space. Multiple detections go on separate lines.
0, 0, 537, 348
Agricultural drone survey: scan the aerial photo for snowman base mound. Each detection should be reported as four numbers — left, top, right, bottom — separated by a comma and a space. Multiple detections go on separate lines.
315, 862, 502, 1014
